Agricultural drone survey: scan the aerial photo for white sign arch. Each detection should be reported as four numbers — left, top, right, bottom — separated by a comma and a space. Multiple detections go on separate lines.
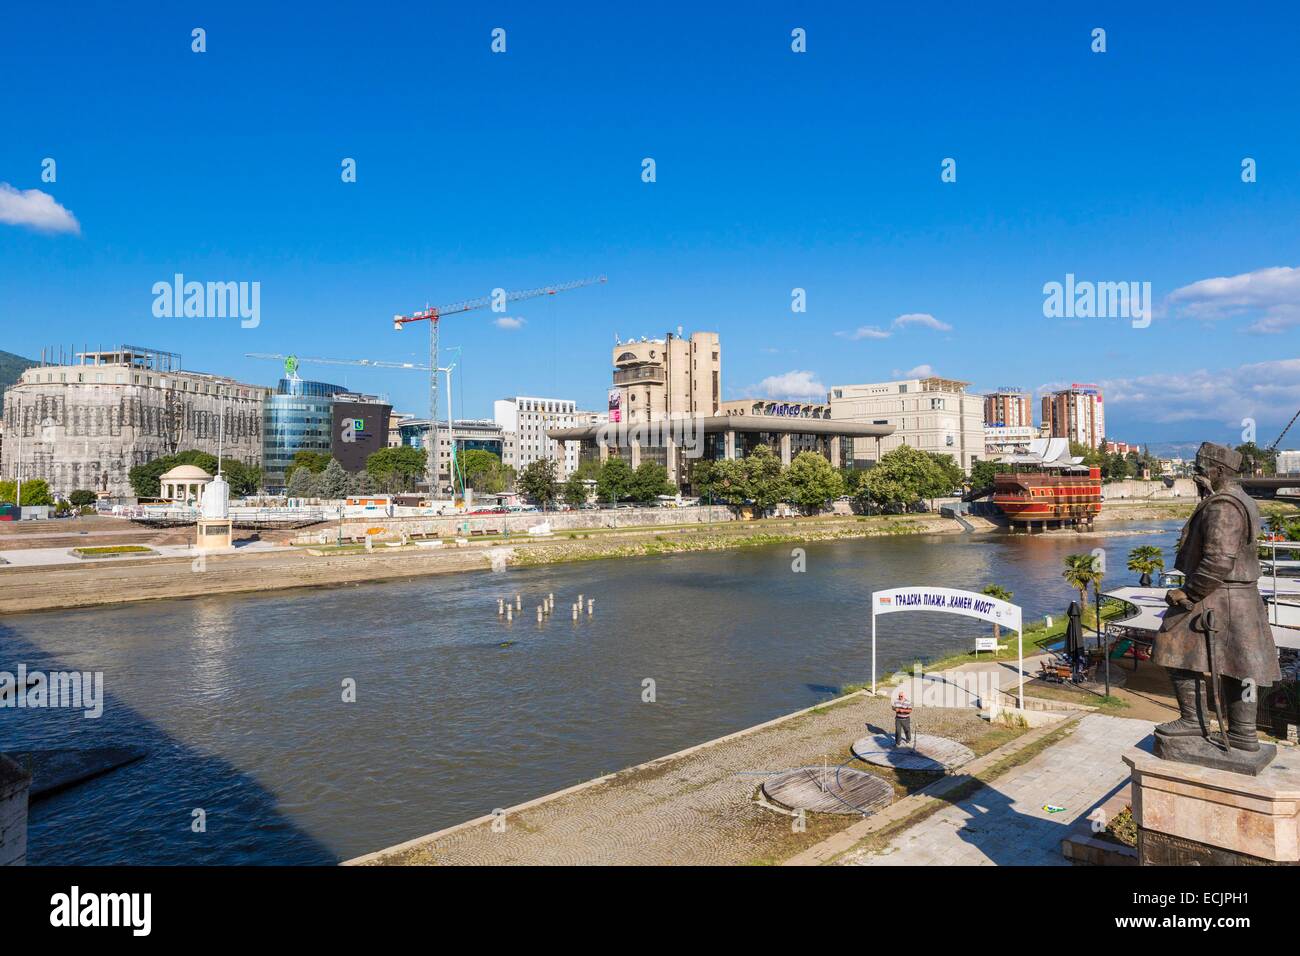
872, 586, 1024, 709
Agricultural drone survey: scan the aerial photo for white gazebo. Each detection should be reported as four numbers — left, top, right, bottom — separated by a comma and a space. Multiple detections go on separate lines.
159, 464, 213, 505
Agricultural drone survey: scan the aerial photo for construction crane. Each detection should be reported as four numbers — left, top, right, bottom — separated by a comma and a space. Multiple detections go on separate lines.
245, 353, 432, 372
392, 275, 606, 494
1269, 408, 1300, 452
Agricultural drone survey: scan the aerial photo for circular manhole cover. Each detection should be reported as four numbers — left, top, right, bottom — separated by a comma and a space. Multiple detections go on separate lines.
851, 733, 975, 772
762, 766, 894, 815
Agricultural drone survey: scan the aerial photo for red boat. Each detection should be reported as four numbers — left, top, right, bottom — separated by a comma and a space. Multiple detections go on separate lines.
988, 439, 1102, 529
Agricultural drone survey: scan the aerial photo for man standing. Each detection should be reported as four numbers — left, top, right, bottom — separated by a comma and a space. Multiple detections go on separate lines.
1154, 442, 1279, 766
892, 689, 914, 749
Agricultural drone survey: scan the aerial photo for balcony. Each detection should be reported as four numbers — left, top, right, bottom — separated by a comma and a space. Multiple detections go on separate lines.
612, 367, 667, 386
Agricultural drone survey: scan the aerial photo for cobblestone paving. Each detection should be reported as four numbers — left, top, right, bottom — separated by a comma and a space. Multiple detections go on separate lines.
843, 713, 1153, 866
368, 697, 1001, 866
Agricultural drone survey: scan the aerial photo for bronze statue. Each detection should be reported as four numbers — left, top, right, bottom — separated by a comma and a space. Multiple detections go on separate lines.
1154, 442, 1280, 773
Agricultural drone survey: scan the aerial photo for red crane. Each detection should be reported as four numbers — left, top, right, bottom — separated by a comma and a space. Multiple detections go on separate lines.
392, 275, 606, 493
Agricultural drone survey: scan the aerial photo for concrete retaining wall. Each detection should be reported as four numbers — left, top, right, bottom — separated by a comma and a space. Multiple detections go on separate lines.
294, 504, 743, 544
1102, 478, 1196, 500
0, 754, 30, 866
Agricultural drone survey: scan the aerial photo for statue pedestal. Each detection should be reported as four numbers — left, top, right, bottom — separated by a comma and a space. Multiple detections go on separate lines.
195, 518, 233, 551
1124, 744, 1300, 865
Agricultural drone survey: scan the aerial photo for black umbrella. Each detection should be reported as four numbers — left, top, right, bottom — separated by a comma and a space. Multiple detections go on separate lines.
1066, 600, 1084, 677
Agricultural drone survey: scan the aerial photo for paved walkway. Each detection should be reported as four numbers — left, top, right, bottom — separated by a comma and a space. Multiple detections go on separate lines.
842, 713, 1153, 866
352, 696, 1003, 866
0, 539, 289, 566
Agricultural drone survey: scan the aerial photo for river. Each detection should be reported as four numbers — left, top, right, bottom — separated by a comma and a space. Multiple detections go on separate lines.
1, 521, 1179, 864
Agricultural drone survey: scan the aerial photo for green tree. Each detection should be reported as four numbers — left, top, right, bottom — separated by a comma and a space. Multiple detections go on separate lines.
1236, 442, 1277, 476
710, 458, 751, 505
561, 475, 590, 507
596, 457, 634, 503
518, 458, 559, 507
858, 444, 941, 513
1063, 553, 1102, 610
284, 450, 331, 484
628, 462, 674, 503
785, 451, 844, 511
346, 470, 377, 496
365, 445, 426, 493
1127, 544, 1165, 587
0, 478, 55, 506
318, 459, 350, 499
969, 459, 1002, 493
924, 453, 965, 503
68, 489, 98, 508
286, 466, 320, 498
128, 450, 259, 498
744, 445, 787, 515
460, 449, 509, 493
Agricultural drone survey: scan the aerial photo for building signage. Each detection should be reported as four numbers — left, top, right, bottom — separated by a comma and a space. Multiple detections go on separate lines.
607, 388, 621, 424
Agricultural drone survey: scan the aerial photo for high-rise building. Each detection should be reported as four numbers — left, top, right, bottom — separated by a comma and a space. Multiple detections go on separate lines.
1041, 384, 1106, 449
494, 396, 579, 478
2, 345, 267, 497
610, 330, 720, 425
983, 390, 1033, 428
829, 376, 985, 473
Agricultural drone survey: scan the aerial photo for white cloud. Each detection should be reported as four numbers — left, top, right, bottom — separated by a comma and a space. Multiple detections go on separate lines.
1044, 357, 1300, 427
1166, 265, 1300, 334
892, 312, 951, 332
0, 183, 80, 234
835, 312, 950, 341
493, 316, 526, 330
835, 325, 891, 340
893, 364, 934, 379
755, 369, 826, 400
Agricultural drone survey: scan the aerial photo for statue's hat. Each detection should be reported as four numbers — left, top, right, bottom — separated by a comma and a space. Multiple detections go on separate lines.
1195, 441, 1243, 474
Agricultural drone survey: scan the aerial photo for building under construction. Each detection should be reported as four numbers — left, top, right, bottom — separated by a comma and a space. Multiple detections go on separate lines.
0, 345, 267, 497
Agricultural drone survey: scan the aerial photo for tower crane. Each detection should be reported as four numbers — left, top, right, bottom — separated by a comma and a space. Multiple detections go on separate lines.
245, 353, 433, 374
391, 275, 606, 494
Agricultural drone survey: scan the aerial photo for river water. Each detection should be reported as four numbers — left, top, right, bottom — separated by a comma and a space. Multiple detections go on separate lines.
1, 522, 1180, 864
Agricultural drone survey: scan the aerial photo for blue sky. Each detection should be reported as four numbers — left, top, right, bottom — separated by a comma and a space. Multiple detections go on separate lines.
2, 2, 1299, 446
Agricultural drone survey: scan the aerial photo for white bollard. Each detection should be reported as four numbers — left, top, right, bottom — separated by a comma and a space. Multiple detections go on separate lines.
537, 606, 543, 623
515, 594, 521, 611
572, 604, 578, 621
506, 605, 513, 622
498, 598, 504, 616
578, 593, 583, 607
587, 598, 593, 616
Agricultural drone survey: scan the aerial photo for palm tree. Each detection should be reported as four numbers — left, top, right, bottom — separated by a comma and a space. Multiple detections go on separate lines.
981, 584, 1013, 648
1126, 545, 1165, 587
1063, 554, 1097, 610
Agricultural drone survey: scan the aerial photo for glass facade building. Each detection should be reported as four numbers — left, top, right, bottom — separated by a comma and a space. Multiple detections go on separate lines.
262, 378, 348, 491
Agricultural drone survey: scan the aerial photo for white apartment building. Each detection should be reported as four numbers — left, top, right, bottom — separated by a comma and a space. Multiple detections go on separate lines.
1277, 449, 1300, 477
829, 376, 985, 473
493, 396, 580, 478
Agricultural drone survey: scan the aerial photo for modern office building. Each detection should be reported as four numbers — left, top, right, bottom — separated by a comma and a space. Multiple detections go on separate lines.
829, 376, 985, 473
1041, 384, 1106, 449
1, 345, 267, 497
263, 377, 390, 491
399, 418, 506, 489
983, 389, 1033, 428
610, 330, 721, 425
1276, 450, 1300, 477
493, 396, 580, 478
